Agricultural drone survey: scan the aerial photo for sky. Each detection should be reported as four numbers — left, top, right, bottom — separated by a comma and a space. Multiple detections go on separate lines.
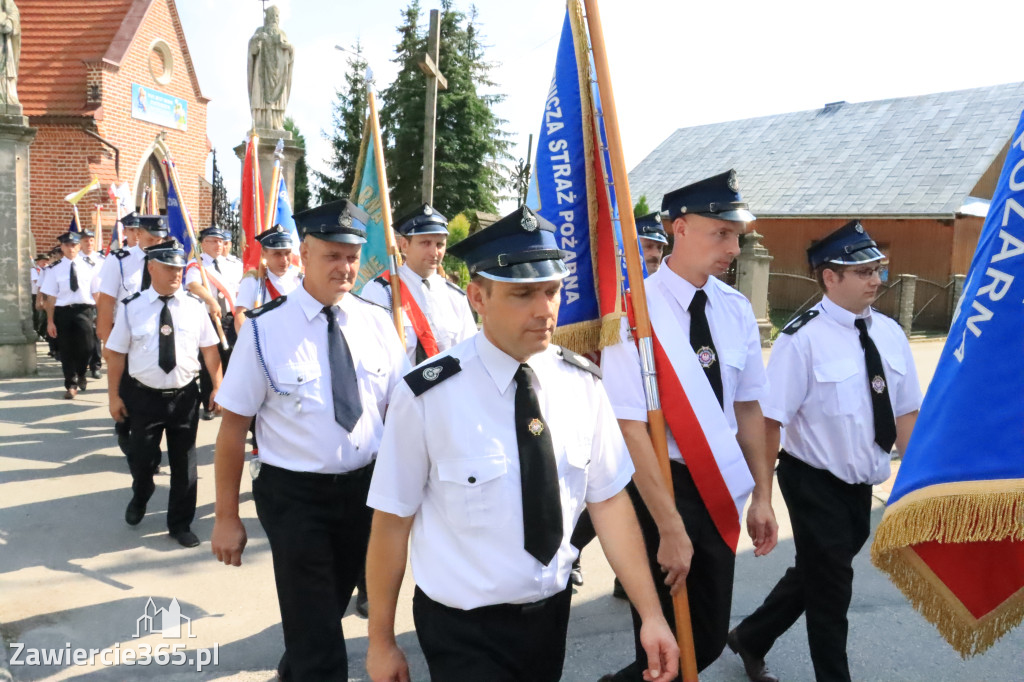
177, 0, 1024, 211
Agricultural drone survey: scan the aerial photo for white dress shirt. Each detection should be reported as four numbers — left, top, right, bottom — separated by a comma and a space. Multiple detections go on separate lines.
185, 253, 242, 312
601, 264, 768, 463
216, 283, 409, 474
764, 297, 922, 485
98, 245, 147, 301
368, 332, 634, 610
235, 267, 302, 310
40, 256, 100, 306
361, 263, 477, 361
106, 287, 220, 389
30, 266, 41, 296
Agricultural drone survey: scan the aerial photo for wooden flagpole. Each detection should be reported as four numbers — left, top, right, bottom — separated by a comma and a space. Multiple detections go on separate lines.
366, 89, 406, 348
582, 0, 699, 679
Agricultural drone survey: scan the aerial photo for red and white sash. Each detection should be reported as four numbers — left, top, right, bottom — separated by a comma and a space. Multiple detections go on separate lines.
398, 279, 440, 357
187, 260, 235, 311
642, 277, 755, 552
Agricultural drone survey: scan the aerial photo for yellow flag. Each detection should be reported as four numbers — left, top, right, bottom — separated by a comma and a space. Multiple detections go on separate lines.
64, 177, 101, 205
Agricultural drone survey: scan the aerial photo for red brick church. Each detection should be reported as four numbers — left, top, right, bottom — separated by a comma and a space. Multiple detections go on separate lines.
19, 0, 211, 249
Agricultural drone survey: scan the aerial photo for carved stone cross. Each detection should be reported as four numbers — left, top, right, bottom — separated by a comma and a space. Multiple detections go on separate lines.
418, 9, 447, 206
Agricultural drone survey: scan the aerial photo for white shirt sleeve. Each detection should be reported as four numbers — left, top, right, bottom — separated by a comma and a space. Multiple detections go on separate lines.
235, 276, 257, 310
734, 308, 769, 403
97, 257, 121, 298
761, 335, 809, 426
584, 380, 635, 503
197, 302, 221, 348
367, 380, 429, 518
106, 302, 132, 354
40, 268, 58, 297
184, 262, 204, 287
214, 318, 267, 417
360, 280, 391, 309
599, 323, 648, 422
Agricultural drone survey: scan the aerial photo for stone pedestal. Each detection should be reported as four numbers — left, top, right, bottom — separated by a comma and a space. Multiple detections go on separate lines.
234, 128, 303, 214
735, 230, 773, 346
897, 274, 917, 337
0, 113, 37, 377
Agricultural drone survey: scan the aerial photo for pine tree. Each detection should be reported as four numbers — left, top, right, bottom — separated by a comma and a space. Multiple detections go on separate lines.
314, 41, 370, 204
633, 195, 651, 216
380, 1, 510, 219
283, 117, 310, 212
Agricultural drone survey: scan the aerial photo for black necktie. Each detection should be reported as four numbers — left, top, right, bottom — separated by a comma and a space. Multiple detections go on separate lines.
213, 258, 222, 273
688, 289, 723, 408
141, 265, 151, 291
69, 261, 79, 292
854, 318, 897, 452
83, 256, 94, 266
323, 306, 362, 432
514, 363, 562, 566
158, 295, 176, 373
422, 278, 430, 289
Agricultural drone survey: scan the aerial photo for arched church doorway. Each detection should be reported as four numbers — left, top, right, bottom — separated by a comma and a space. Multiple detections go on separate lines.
134, 153, 168, 214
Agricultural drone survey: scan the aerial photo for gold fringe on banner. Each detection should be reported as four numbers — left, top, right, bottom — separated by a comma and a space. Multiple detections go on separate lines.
871, 481, 1024, 657
553, 313, 622, 356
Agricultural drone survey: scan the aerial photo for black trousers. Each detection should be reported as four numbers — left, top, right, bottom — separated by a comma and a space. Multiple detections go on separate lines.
618, 462, 735, 680
124, 379, 200, 533
87, 305, 102, 371
735, 452, 873, 682
570, 508, 597, 556
53, 305, 95, 389
252, 461, 375, 682
414, 586, 573, 682
199, 317, 234, 410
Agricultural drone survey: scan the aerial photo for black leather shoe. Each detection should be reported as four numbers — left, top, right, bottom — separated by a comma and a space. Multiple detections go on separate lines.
570, 559, 584, 586
125, 498, 146, 526
727, 629, 779, 682
77, 376, 87, 391
90, 368, 101, 379
201, 409, 216, 421
612, 577, 627, 600
170, 530, 200, 548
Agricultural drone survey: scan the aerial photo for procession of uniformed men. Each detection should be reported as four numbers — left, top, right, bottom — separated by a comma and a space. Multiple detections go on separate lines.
29, 163, 921, 681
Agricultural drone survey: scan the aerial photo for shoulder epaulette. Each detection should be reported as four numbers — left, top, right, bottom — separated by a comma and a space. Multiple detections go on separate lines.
186, 291, 205, 304
445, 280, 467, 296
352, 292, 390, 312
112, 249, 131, 260
781, 309, 820, 335
556, 346, 602, 378
121, 292, 142, 305
225, 254, 241, 263
46, 261, 58, 269
404, 355, 461, 396
373, 275, 390, 289
246, 295, 287, 318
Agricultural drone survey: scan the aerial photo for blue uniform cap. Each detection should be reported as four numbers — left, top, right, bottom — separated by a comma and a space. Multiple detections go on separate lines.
635, 212, 669, 244
661, 170, 756, 223
57, 231, 81, 245
144, 239, 187, 267
395, 203, 449, 237
293, 199, 369, 245
199, 226, 230, 241
807, 220, 884, 269
121, 212, 141, 228
447, 206, 569, 283
80, 229, 95, 238
138, 215, 169, 237
256, 225, 295, 250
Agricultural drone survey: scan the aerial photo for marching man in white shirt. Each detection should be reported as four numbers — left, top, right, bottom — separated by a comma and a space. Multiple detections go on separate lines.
728, 221, 921, 682
233, 225, 302, 332
42, 231, 102, 399
211, 199, 408, 682
361, 203, 477, 364
105, 239, 222, 548
364, 206, 679, 682
95, 213, 169, 342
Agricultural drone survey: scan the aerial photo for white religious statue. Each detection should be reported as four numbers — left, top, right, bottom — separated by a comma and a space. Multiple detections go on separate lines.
247, 5, 293, 130
0, 0, 20, 109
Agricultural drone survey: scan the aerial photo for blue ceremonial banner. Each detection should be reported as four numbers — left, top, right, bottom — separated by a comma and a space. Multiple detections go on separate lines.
530, 7, 621, 353
165, 176, 194, 257
872, 110, 1024, 656
131, 84, 188, 131
272, 175, 300, 258
68, 213, 80, 233
351, 120, 388, 293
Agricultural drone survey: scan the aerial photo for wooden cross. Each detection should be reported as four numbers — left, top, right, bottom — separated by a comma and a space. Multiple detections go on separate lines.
418, 9, 447, 206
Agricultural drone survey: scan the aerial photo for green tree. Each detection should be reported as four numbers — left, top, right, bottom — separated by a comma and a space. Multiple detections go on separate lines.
315, 41, 370, 204
380, 1, 511, 218
633, 195, 650, 217
283, 117, 310, 212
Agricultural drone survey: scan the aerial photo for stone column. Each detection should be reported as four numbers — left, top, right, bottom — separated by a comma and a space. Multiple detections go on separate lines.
950, 274, 967, 324
234, 128, 302, 215
897, 274, 917, 337
0, 112, 37, 377
735, 230, 773, 346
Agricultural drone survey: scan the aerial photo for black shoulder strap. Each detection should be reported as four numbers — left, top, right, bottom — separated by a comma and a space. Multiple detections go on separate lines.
445, 280, 467, 296
556, 346, 602, 378
781, 309, 820, 335
352, 292, 391, 312
120, 292, 142, 306
247, 295, 287, 318
113, 249, 131, 260
404, 355, 461, 396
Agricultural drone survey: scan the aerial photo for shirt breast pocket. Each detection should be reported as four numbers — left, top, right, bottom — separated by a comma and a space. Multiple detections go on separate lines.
274, 362, 325, 412
435, 453, 512, 530
813, 359, 863, 416
358, 357, 391, 402
562, 438, 591, 506
720, 348, 746, 400
131, 321, 157, 352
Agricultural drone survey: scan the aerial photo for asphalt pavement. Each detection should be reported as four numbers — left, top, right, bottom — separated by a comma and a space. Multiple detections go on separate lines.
1, 339, 1021, 681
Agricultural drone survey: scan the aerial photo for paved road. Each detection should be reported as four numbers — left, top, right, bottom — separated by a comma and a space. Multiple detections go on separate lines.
1, 340, 1021, 681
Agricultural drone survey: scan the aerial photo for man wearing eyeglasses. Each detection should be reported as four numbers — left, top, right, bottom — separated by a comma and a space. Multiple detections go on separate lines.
725, 220, 922, 682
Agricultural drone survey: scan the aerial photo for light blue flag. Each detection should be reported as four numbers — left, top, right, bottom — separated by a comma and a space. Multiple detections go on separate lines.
351, 127, 389, 293
273, 175, 300, 258
165, 171, 194, 257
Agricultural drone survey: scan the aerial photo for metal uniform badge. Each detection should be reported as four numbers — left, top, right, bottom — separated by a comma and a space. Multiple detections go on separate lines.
696, 345, 717, 369
521, 211, 538, 232
871, 375, 887, 394
338, 213, 353, 229
159, 324, 173, 336
422, 366, 442, 381
528, 418, 544, 436
727, 171, 739, 193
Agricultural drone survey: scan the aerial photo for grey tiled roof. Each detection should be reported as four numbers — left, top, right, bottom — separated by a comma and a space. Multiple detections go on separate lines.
628, 82, 1024, 217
